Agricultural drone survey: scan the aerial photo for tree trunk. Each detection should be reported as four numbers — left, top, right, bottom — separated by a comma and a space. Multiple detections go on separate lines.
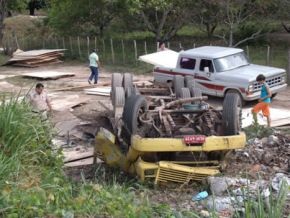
0, 0, 7, 47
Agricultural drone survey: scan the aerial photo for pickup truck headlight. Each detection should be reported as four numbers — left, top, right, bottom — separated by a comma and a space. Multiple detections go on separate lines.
248, 84, 254, 92
281, 75, 286, 83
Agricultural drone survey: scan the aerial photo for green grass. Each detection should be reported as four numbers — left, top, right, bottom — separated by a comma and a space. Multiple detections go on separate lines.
0, 53, 9, 65
0, 95, 192, 217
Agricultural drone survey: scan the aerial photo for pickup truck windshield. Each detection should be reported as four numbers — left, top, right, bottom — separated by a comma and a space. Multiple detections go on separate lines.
213, 52, 249, 72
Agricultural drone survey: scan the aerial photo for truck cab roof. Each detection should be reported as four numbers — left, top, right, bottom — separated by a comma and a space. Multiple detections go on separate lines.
181, 46, 244, 59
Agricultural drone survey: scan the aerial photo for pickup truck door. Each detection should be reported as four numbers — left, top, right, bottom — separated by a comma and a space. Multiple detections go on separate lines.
194, 59, 217, 96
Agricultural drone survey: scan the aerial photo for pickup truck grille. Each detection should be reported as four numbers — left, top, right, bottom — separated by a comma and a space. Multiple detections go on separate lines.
253, 75, 283, 91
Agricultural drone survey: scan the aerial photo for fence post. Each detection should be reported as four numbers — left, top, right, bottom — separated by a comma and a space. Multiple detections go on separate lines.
94, 36, 97, 51
246, 45, 250, 58
193, 43, 196, 48
121, 39, 125, 64
144, 41, 147, 54
42, 38, 45, 49
62, 37, 66, 50
77, 36, 81, 58
266, 45, 270, 66
110, 38, 115, 64
87, 36, 90, 56
55, 37, 59, 49
15, 35, 20, 49
133, 40, 137, 62
69, 37, 73, 55
287, 49, 290, 85
167, 42, 170, 49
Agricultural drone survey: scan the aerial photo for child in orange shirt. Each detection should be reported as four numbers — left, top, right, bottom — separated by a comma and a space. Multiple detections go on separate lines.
252, 74, 272, 127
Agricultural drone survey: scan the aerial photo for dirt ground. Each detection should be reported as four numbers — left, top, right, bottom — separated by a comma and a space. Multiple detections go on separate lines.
1, 62, 289, 216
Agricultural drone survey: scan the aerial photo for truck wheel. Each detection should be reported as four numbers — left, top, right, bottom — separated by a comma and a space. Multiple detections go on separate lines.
185, 76, 194, 88
111, 73, 123, 104
122, 95, 147, 135
190, 87, 202, 98
173, 75, 184, 98
113, 87, 125, 107
125, 87, 132, 99
222, 92, 242, 136
123, 73, 133, 90
226, 89, 245, 106
179, 87, 191, 99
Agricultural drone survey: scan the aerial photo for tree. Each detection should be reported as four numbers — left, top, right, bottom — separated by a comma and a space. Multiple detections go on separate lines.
126, 0, 192, 41
49, 0, 123, 37
215, 0, 275, 47
0, 0, 29, 46
190, 0, 223, 42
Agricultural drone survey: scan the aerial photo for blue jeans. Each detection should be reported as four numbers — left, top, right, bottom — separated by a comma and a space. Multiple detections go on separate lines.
89, 66, 99, 83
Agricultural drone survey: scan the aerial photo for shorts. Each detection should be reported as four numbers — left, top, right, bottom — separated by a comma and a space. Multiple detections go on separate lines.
252, 102, 270, 117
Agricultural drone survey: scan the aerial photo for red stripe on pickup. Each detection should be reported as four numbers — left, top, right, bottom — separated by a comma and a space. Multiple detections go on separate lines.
154, 68, 246, 93
154, 68, 210, 81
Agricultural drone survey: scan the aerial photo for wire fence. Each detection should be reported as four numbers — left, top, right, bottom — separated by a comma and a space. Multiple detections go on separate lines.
3, 35, 290, 72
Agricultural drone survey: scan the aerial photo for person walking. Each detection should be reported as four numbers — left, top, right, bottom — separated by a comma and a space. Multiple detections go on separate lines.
88, 49, 100, 84
252, 74, 272, 127
28, 83, 52, 120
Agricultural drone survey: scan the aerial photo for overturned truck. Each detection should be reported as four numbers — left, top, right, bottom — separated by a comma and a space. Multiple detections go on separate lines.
95, 73, 246, 184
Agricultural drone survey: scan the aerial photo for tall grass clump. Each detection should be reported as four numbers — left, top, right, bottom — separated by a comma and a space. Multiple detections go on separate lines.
0, 96, 176, 217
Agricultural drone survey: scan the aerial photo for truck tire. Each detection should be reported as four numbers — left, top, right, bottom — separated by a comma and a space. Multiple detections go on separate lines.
179, 87, 191, 99
173, 75, 184, 98
111, 73, 123, 104
125, 87, 132, 99
113, 87, 125, 107
185, 76, 194, 88
226, 89, 245, 106
190, 87, 202, 98
122, 95, 147, 136
123, 73, 133, 90
222, 92, 242, 136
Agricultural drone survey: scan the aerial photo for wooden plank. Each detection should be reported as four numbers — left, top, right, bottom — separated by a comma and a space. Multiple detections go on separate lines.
23, 71, 75, 79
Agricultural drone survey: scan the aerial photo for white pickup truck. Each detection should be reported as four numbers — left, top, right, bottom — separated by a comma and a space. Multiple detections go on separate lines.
139, 46, 287, 102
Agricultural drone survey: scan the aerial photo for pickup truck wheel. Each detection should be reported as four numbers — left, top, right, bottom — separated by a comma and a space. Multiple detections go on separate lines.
226, 90, 245, 106
185, 76, 194, 88
173, 75, 184, 98
111, 73, 123, 104
179, 87, 191, 99
123, 73, 133, 90
122, 95, 148, 136
222, 92, 242, 136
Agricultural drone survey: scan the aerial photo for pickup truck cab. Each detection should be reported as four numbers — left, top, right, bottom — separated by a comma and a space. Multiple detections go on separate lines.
139, 46, 287, 102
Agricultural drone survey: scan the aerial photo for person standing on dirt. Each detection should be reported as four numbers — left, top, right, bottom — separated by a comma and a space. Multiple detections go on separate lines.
88, 49, 100, 84
157, 41, 168, 52
252, 74, 272, 127
28, 83, 52, 120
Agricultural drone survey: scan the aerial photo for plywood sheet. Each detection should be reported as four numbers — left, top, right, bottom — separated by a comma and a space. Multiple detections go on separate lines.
23, 71, 75, 79
84, 87, 111, 96
242, 107, 290, 127
51, 94, 89, 111
139, 49, 179, 68
0, 75, 16, 80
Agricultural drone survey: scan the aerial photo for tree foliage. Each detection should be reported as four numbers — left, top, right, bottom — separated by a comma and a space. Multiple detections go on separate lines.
49, 0, 124, 37
126, 0, 193, 40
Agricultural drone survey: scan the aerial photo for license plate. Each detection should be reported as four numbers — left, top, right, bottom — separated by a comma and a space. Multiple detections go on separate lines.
183, 135, 206, 144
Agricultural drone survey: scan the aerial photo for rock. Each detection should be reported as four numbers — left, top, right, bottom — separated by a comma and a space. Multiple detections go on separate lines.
261, 137, 268, 144
208, 177, 232, 196
271, 173, 290, 192
206, 196, 235, 213
267, 135, 279, 145
200, 210, 210, 217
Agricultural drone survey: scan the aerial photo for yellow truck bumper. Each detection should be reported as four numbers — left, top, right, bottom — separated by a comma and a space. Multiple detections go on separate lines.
95, 128, 246, 184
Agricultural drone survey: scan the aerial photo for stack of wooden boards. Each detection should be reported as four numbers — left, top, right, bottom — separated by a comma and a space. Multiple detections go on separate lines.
5, 49, 65, 67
